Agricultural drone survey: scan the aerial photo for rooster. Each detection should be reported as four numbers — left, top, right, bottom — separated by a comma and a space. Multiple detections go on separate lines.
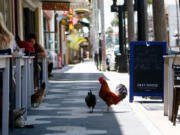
85, 90, 96, 113
98, 77, 127, 112
31, 82, 46, 107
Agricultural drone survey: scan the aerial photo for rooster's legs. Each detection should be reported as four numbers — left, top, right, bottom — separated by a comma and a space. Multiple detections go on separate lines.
89, 108, 93, 113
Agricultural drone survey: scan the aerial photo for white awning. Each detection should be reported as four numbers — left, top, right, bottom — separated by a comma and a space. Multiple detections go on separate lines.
70, 3, 89, 9
23, 0, 42, 11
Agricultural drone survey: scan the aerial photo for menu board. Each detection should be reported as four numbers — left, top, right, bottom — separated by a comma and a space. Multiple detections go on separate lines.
129, 42, 166, 102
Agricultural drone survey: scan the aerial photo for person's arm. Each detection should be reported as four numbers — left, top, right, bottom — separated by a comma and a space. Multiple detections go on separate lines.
36, 44, 47, 57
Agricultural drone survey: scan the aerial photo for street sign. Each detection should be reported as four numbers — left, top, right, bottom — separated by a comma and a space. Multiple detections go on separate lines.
129, 41, 166, 102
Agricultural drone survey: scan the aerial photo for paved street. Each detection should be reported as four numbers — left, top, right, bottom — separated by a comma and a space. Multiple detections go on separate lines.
10, 59, 178, 135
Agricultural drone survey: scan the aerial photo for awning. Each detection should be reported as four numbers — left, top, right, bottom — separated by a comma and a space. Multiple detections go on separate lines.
41, 0, 89, 9
23, 0, 42, 11
42, 2, 70, 10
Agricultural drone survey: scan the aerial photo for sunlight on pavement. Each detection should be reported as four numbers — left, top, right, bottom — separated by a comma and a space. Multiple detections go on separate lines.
49, 80, 99, 83
64, 61, 100, 73
45, 126, 107, 135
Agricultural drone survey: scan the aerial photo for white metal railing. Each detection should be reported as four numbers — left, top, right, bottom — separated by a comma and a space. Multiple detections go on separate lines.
0, 55, 11, 135
38, 56, 48, 93
14, 55, 34, 120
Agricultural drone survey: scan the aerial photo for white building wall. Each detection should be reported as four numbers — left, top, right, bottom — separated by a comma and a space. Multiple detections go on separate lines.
165, 0, 176, 6
104, 0, 114, 31
49, 11, 55, 51
164, 0, 180, 48
168, 5, 180, 47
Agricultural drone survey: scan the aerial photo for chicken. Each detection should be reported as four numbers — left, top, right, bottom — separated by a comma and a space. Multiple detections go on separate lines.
98, 77, 127, 112
31, 82, 46, 107
85, 90, 96, 113
14, 108, 26, 128
14, 108, 34, 128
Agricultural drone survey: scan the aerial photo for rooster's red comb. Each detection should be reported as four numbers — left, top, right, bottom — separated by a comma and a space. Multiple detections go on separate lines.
99, 76, 104, 81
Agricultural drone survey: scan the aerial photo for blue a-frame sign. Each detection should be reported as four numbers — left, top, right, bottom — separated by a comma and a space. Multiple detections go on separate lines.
129, 41, 166, 102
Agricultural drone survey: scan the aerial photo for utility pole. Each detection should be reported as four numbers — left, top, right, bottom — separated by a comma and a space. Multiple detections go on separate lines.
92, 0, 100, 69
100, 0, 106, 71
118, 6, 124, 55
111, 0, 127, 72
127, 0, 135, 73
144, 0, 148, 41
92, 0, 99, 55
137, 0, 146, 41
152, 0, 167, 42
127, 0, 135, 45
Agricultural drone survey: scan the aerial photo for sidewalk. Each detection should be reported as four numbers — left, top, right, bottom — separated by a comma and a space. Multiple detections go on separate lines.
130, 98, 180, 135
102, 61, 180, 135
56, 59, 180, 135
10, 59, 180, 135
52, 60, 152, 135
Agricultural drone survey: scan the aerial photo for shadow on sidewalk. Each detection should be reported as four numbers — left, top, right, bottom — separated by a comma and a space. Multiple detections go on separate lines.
10, 72, 125, 135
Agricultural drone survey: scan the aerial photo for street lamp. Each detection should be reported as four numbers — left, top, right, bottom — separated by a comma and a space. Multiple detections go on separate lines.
111, 0, 127, 72
111, 0, 124, 12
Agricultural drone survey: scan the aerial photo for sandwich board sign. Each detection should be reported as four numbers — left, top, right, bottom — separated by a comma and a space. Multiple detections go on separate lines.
129, 41, 166, 102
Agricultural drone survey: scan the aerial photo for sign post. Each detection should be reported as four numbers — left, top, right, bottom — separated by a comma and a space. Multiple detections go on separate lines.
129, 41, 166, 102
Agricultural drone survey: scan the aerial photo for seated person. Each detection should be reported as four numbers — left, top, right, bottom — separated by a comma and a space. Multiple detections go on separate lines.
28, 33, 53, 77
27, 33, 53, 89
27, 33, 47, 57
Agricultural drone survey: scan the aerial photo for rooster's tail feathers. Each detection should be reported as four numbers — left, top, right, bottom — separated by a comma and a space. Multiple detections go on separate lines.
116, 84, 127, 101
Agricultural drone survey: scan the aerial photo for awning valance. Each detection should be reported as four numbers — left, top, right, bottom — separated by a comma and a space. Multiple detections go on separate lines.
41, 0, 89, 9
42, 2, 70, 10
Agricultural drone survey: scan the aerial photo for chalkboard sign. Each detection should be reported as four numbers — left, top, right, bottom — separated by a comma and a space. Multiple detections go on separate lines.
129, 41, 166, 102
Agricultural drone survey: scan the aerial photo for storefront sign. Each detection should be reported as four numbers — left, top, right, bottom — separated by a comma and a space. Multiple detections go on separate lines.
42, 2, 70, 11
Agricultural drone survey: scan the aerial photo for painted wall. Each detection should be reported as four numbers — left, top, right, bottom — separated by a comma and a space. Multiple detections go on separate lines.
0, 0, 13, 33
35, 7, 43, 45
168, 4, 180, 47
